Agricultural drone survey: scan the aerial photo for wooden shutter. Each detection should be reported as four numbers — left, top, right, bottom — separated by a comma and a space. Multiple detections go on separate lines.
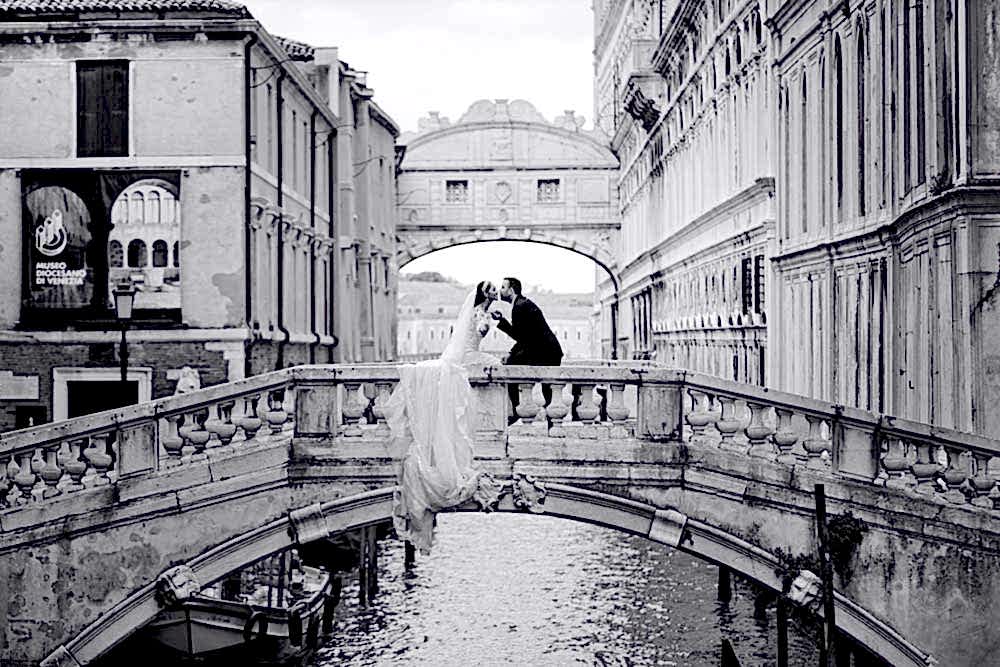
77, 61, 128, 157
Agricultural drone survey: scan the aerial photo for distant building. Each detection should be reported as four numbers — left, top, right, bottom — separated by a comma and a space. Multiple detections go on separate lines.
396, 278, 594, 361
0, 1, 398, 430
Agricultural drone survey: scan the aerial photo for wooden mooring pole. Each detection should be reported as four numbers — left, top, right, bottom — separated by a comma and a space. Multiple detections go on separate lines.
776, 597, 789, 667
815, 484, 837, 667
718, 566, 732, 603
358, 528, 369, 606
404, 541, 416, 569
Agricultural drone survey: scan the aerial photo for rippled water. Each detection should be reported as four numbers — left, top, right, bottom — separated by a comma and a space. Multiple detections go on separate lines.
313, 514, 819, 666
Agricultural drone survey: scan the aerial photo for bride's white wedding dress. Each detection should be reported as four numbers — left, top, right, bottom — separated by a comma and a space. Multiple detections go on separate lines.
386, 290, 500, 552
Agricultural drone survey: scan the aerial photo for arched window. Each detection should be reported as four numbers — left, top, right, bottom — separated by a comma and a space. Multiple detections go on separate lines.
725, 48, 732, 76
172, 240, 179, 267
128, 240, 147, 268
130, 192, 145, 224
857, 28, 866, 217
735, 34, 742, 64
152, 240, 168, 267
801, 72, 808, 233
109, 240, 123, 268
754, 13, 763, 44
835, 36, 844, 212
147, 190, 161, 224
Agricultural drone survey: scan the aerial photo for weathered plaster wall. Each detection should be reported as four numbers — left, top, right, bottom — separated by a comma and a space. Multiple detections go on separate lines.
0, 170, 21, 328
178, 167, 245, 328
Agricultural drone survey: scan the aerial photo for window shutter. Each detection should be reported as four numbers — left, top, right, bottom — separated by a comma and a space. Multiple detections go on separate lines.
103, 63, 128, 156
76, 64, 102, 157
76, 61, 128, 157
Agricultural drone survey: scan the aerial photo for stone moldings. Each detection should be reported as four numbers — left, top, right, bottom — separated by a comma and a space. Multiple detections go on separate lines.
396, 99, 620, 283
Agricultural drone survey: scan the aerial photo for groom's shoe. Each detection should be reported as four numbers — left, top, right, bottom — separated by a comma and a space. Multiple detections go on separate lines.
507, 415, 519, 427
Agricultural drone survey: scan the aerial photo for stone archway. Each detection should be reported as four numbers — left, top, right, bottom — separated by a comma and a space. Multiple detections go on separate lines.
396, 100, 622, 357
49, 484, 934, 667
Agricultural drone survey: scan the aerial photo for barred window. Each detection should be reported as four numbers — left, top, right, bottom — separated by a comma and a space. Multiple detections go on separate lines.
445, 180, 468, 203
537, 179, 560, 203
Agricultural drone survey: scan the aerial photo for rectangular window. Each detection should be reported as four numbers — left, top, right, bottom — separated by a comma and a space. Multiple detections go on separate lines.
77, 61, 128, 157
445, 180, 468, 203
537, 178, 560, 203
741, 257, 753, 314
754, 254, 765, 314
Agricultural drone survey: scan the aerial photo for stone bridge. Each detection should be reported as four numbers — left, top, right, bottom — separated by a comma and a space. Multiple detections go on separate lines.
2, 364, 1000, 666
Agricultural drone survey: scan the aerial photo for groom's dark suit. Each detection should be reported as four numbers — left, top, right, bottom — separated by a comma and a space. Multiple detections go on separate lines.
496, 294, 563, 415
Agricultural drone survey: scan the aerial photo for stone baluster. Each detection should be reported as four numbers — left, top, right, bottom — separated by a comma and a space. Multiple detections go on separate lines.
969, 452, 995, 509
371, 382, 394, 436
63, 439, 89, 491
713, 396, 742, 449
685, 390, 713, 443
606, 384, 630, 423
266, 389, 289, 434
84, 433, 115, 485
179, 409, 211, 457
772, 409, 799, 464
0, 456, 11, 507
910, 441, 942, 495
39, 444, 64, 498
283, 386, 297, 430
880, 437, 912, 489
161, 414, 185, 460
13, 451, 37, 504
30, 447, 45, 476
515, 383, 540, 424
940, 446, 970, 504
342, 383, 366, 436
234, 394, 263, 442
574, 384, 600, 423
545, 383, 569, 435
206, 400, 238, 446
745, 402, 775, 459
802, 415, 830, 469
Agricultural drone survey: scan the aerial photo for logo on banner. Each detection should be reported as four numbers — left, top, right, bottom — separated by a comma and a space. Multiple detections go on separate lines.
35, 209, 68, 257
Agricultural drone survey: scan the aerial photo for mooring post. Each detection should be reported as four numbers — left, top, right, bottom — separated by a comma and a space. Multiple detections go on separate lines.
367, 525, 379, 599
721, 637, 742, 666
404, 541, 416, 569
358, 528, 369, 607
776, 597, 789, 667
718, 566, 732, 603
815, 483, 837, 667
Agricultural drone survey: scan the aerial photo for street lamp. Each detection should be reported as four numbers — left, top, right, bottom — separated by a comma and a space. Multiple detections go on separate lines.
113, 278, 136, 387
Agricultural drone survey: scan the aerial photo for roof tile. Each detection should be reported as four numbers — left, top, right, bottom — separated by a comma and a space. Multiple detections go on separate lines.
0, 0, 251, 19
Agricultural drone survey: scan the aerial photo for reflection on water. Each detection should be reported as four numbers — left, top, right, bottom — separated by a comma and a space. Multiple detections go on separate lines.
314, 514, 818, 666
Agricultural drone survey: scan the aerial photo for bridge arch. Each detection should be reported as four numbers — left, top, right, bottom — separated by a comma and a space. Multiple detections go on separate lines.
50, 484, 933, 667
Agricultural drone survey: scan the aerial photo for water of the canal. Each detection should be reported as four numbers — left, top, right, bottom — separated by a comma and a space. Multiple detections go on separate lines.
312, 513, 822, 666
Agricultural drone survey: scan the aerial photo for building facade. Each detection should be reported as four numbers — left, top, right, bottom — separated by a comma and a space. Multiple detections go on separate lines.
0, 0, 398, 431
596, 0, 1000, 435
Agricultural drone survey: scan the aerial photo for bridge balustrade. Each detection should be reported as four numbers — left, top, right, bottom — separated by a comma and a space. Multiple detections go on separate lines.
1, 364, 998, 513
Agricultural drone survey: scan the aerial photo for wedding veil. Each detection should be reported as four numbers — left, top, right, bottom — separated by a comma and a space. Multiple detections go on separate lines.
386, 288, 482, 552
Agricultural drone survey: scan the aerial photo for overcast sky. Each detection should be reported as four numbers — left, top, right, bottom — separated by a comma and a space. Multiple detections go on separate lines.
242, 0, 602, 293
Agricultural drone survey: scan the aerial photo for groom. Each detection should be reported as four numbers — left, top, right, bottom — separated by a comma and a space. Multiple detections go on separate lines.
491, 277, 563, 423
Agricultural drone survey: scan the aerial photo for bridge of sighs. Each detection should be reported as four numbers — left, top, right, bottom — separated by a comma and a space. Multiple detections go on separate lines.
1, 363, 999, 666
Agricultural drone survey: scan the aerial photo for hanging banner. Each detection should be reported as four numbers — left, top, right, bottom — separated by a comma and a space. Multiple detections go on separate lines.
22, 170, 181, 314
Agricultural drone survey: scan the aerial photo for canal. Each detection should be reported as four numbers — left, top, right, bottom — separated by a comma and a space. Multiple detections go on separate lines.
313, 513, 821, 666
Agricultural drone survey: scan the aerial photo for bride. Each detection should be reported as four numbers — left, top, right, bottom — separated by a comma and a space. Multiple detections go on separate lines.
386, 280, 501, 552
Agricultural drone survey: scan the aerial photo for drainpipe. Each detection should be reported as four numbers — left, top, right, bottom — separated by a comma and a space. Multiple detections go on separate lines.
243, 33, 258, 378
275, 71, 289, 370
327, 132, 338, 362
309, 109, 319, 364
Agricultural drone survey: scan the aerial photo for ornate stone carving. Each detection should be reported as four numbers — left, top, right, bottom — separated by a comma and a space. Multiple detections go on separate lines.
472, 472, 503, 511
171, 366, 201, 395
788, 570, 822, 607
624, 83, 660, 131
510, 473, 547, 513
39, 646, 82, 667
647, 508, 688, 547
289, 503, 330, 544
495, 181, 512, 203
155, 564, 200, 607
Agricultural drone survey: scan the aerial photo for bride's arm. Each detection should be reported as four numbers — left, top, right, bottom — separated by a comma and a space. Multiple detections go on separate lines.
476, 308, 491, 336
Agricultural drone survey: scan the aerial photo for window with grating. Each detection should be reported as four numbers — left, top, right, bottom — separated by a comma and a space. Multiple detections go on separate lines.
445, 180, 469, 203
537, 179, 560, 203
